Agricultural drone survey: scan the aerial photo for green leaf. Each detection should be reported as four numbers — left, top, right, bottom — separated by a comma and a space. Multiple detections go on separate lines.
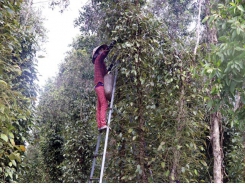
14, 153, 21, 162
0, 105, 4, 113
237, 5, 244, 12
9, 153, 15, 161
0, 80, 8, 87
8, 132, 14, 139
6, 8, 14, 14
0, 133, 8, 142
208, 15, 215, 24
181, 167, 185, 173
230, 80, 236, 94
11, 160, 16, 167
10, 138, 15, 146
125, 42, 133, 47
207, 100, 213, 109
206, 68, 213, 74
164, 170, 170, 177
200, 160, 207, 166
140, 77, 145, 85
136, 164, 142, 175
161, 162, 165, 168
133, 136, 137, 141
237, 27, 241, 35
234, 47, 245, 51
202, 16, 209, 23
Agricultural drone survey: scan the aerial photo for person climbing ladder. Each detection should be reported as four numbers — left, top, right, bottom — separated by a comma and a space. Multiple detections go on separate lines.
92, 41, 115, 131
90, 41, 117, 183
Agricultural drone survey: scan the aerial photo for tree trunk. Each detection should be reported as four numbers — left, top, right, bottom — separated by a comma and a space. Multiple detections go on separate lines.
211, 112, 223, 183
205, 0, 223, 182
170, 149, 180, 182
170, 64, 185, 182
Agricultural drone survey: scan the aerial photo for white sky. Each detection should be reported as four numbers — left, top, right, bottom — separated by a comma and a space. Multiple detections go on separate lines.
32, 0, 87, 88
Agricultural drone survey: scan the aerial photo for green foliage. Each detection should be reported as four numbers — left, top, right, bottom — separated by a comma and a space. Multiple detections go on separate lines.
20, 0, 245, 182
75, 0, 209, 182
41, 132, 64, 182
203, 0, 245, 106
202, 0, 245, 182
18, 138, 49, 183
0, 0, 44, 182
57, 42, 96, 182
149, 0, 196, 38
23, 35, 98, 182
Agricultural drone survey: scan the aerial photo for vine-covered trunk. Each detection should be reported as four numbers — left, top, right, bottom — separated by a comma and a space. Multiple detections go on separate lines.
170, 65, 185, 182
139, 106, 147, 182
170, 149, 180, 182
136, 60, 147, 182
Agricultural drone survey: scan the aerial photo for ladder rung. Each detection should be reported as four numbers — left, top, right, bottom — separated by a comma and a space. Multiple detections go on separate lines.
94, 164, 108, 168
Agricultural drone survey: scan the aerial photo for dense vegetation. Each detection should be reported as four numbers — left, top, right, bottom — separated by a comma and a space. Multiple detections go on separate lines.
1, 0, 245, 183
0, 0, 45, 182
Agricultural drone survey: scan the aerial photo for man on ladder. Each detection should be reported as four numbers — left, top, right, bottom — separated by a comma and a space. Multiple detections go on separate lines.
90, 41, 116, 183
92, 42, 114, 131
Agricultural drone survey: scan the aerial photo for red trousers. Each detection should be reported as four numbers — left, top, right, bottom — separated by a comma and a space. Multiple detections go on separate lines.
95, 86, 108, 128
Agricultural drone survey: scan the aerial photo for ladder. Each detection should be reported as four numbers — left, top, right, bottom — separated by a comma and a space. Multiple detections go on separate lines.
89, 69, 118, 183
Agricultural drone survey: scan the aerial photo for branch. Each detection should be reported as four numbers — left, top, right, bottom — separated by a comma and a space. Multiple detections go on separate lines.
194, 0, 203, 55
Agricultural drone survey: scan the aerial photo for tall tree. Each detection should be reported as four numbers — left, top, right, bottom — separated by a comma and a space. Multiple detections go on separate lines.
205, 0, 223, 182
203, 0, 245, 182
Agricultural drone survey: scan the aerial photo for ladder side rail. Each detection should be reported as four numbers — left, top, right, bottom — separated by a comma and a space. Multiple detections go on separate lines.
99, 68, 118, 183
89, 133, 102, 182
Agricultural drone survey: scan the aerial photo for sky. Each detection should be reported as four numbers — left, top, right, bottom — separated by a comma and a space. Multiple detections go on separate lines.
32, 0, 87, 88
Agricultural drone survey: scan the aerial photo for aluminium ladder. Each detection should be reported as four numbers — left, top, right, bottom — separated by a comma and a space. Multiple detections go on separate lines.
89, 69, 118, 183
